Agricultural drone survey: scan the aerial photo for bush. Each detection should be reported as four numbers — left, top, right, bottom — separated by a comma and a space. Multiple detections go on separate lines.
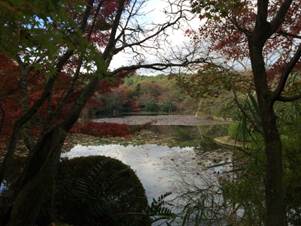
144, 101, 159, 112
70, 122, 131, 137
38, 156, 150, 226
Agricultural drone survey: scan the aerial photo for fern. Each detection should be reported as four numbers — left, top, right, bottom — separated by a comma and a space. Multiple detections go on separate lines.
39, 156, 151, 226
147, 192, 176, 224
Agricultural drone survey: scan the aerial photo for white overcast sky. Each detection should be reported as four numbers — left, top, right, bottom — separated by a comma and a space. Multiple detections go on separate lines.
109, 0, 201, 74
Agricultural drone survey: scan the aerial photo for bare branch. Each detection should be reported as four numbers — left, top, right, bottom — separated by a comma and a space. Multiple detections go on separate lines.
103, 0, 127, 60
113, 12, 183, 55
114, 0, 140, 43
111, 57, 207, 74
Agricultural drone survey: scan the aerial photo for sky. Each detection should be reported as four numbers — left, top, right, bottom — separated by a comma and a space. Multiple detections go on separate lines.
109, 0, 201, 75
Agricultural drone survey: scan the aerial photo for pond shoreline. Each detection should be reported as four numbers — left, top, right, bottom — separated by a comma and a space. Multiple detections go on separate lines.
93, 114, 230, 126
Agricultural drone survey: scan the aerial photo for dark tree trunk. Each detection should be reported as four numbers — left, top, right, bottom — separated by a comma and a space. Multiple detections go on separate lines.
3, 128, 67, 226
261, 105, 286, 226
249, 40, 286, 226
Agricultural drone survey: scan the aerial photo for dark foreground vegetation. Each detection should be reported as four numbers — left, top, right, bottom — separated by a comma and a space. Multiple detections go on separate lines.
37, 156, 150, 226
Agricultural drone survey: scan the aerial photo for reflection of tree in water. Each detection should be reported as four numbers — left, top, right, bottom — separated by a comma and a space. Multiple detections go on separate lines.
174, 181, 231, 226
162, 144, 234, 226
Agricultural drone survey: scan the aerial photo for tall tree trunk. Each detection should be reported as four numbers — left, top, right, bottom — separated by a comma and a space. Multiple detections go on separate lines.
261, 104, 286, 226
249, 41, 286, 226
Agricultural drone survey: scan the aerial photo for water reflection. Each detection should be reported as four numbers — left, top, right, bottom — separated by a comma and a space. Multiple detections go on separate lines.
61, 144, 231, 204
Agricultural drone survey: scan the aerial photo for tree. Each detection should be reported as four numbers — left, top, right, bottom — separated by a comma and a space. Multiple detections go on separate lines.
0, 1, 201, 225
191, 1, 301, 225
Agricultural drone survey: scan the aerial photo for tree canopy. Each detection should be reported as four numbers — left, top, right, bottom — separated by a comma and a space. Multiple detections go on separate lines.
190, 1, 301, 226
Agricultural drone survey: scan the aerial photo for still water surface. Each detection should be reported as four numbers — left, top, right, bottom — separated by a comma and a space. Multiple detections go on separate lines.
61, 144, 230, 203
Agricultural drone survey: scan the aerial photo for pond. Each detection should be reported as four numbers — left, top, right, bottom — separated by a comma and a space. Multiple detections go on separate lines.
61, 117, 233, 225
0, 117, 232, 225
0, 115, 232, 225
61, 143, 232, 204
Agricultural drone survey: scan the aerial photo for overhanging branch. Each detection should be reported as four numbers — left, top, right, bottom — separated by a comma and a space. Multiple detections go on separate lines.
111, 58, 207, 74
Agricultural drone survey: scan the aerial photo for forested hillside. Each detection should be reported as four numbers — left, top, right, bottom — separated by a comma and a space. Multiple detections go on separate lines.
91, 75, 197, 117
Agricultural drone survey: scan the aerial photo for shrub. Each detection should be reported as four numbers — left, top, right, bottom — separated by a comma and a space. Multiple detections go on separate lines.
70, 122, 131, 137
38, 156, 150, 226
144, 101, 159, 112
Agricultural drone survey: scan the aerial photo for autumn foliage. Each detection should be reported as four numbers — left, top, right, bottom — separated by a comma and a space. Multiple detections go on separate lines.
191, 0, 301, 80
70, 122, 130, 137
0, 53, 131, 147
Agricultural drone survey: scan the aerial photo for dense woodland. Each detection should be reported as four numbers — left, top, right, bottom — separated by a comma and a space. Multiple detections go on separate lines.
91, 75, 196, 116
0, 0, 301, 226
